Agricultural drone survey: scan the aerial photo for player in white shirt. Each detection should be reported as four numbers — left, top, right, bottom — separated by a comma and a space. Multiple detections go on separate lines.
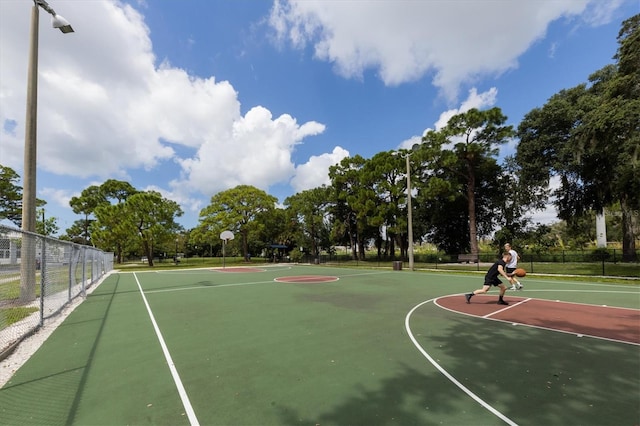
504, 243, 523, 290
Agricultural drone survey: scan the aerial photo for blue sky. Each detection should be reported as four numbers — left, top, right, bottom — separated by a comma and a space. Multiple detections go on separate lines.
1, 0, 638, 234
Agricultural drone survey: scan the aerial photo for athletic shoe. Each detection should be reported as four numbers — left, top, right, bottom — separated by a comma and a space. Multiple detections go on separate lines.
465, 294, 472, 304
497, 299, 509, 305
509, 285, 517, 290
517, 284, 523, 290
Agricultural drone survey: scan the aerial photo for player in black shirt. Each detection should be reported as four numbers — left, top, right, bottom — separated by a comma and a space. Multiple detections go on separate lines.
465, 252, 515, 305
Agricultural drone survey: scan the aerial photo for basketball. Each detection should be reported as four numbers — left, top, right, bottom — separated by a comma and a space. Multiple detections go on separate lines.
514, 268, 526, 277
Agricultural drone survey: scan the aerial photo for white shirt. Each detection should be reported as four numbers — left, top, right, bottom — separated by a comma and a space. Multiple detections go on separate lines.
506, 249, 518, 268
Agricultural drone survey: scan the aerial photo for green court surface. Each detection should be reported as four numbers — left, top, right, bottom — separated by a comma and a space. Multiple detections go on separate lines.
1, 265, 638, 425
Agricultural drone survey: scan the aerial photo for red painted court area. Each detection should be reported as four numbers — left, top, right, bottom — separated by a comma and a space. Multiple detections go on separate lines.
437, 294, 640, 345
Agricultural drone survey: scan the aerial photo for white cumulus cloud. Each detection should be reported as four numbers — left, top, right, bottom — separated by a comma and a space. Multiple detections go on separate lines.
0, 0, 327, 210
290, 146, 350, 192
268, 0, 620, 100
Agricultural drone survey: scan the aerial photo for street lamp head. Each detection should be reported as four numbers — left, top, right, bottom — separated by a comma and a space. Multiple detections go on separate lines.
51, 14, 74, 33
392, 144, 420, 158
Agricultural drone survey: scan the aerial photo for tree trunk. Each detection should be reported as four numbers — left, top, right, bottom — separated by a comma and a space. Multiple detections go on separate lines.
392, 233, 404, 259
242, 230, 249, 261
143, 239, 153, 266
620, 195, 637, 261
310, 222, 318, 257
388, 233, 395, 258
467, 167, 479, 256
351, 242, 358, 260
358, 235, 366, 260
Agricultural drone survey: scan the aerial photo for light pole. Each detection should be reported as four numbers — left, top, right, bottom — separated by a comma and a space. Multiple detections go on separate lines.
20, 0, 74, 302
393, 146, 419, 271
405, 153, 414, 271
174, 237, 179, 264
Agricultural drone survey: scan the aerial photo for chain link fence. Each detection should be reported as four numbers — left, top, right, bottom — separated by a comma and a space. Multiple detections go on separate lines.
0, 225, 113, 360
306, 249, 640, 278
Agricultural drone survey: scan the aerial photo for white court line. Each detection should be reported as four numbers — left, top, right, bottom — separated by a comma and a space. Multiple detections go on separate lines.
133, 273, 200, 426
144, 270, 395, 295
405, 299, 518, 426
483, 298, 531, 318
145, 279, 283, 294
337, 270, 395, 278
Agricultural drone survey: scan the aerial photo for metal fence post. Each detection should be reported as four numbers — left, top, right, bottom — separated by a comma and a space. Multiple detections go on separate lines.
39, 236, 46, 327
68, 245, 74, 299
530, 255, 534, 274
82, 246, 86, 293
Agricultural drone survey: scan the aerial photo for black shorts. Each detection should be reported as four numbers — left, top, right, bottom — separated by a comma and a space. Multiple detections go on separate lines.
506, 267, 516, 274
484, 277, 503, 287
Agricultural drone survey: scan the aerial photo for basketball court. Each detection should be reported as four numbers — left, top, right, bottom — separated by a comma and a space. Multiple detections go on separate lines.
1, 265, 638, 425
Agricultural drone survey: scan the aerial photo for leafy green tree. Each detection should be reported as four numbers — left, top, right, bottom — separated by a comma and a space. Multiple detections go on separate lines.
603, 203, 627, 244
285, 186, 332, 258
88, 180, 138, 262
184, 226, 223, 258
362, 151, 399, 258
414, 181, 468, 254
253, 207, 292, 258
521, 224, 556, 255
577, 15, 639, 260
0, 165, 23, 227
197, 185, 277, 261
413, 152, 501, 254
125, 191, 183, 266
100, 179, 138, 203
517, 15, 639, 261
69, 185, 104, 245
492, 156, 549, 249
68, 180, 138, 255
328, 155, 378, 260
419, 107, 515, 256
36, 208, 59, 236
0, 165, 47, 229
564, 212, 599, 248
63, 220, 90, 244
92, 202, 135, 263
69, 181, 179, 264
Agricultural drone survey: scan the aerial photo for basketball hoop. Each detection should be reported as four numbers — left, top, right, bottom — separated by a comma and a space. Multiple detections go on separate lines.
220, 230, 234, 243
220, 231, 234, 268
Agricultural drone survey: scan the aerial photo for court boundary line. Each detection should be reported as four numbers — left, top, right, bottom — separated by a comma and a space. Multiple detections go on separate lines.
405, 299, 517, 426
144, 279, 279, 294
133, 273, 200, 425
